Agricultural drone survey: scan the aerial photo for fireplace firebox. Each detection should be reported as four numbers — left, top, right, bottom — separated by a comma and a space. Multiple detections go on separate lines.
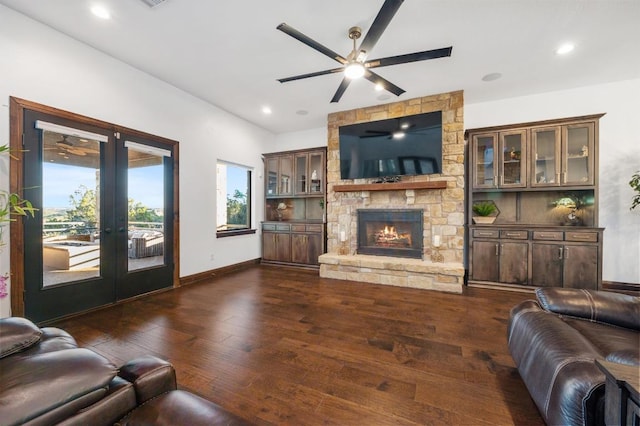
357, 209, 424, 259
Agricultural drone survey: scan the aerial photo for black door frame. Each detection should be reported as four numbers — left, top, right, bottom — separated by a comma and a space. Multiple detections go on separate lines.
9, 97, 180, 323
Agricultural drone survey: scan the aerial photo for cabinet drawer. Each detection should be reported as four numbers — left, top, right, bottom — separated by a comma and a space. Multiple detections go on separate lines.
262, 224, 276, 231
533, 231, 564, 241
305, 224, 323, 233
473, 229, 499, 239
276, 224, 291, 231
291, 224, 306, 232
500, 230, 528, 240
565, 232, 598, 242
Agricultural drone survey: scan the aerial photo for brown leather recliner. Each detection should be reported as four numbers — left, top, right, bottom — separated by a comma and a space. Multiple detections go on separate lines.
0, 317, 251, 425
508, 288, 639, 426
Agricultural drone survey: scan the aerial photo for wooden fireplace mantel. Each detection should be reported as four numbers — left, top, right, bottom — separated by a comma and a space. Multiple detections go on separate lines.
332, 181, 447, 192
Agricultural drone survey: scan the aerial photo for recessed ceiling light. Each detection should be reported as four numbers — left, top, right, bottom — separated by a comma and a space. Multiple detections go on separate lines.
296, 110, 308, 116
261, 106, 272, 115
91, 5, 111, 19
482, 72, 502, 82
556, 43, 575, 55
377, 94, 391, 101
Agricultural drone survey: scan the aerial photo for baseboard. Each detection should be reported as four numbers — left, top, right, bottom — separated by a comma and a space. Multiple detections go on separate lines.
602, 280, 640, 295
179, 258, 261, 286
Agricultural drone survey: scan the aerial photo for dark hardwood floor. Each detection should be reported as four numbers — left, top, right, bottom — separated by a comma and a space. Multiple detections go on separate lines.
52, 265, 544, 425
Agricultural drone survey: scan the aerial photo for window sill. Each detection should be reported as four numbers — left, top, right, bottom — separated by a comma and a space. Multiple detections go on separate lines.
216, 228, 256, 238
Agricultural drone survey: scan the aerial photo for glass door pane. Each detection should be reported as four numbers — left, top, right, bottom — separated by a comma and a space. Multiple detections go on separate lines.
42, 130, 102, 287
473, 134, 496, 188
294, 154, 307, 194
279, 155, 293, 195
564, 124, 594, 185
500, 131, 525, 187
532, 128, 559, 186
127, 148, 165, 271
309, 152, 323, 194
266, 157, 278, 196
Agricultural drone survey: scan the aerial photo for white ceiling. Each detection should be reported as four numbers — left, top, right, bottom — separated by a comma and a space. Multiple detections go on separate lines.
2, 0, 639, 134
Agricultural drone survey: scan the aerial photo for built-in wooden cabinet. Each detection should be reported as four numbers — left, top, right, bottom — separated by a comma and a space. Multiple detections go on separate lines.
466, 114, 604, 291
470, 226, 603, 290
262, 224, 291, 263
262, 147, 326, 268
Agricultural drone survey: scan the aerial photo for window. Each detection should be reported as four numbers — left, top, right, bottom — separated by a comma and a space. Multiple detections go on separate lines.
216, 161, 254, 237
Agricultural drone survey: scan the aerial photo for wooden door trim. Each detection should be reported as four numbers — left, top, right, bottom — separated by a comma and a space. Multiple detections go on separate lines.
9, 97, 180, 318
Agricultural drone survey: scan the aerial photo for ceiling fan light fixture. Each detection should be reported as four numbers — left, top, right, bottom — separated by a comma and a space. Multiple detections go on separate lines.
392, 130, 405, 139
344, 62, 365, 79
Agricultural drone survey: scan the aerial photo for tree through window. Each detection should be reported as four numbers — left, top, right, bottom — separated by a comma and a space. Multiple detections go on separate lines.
216, 161, 253, 235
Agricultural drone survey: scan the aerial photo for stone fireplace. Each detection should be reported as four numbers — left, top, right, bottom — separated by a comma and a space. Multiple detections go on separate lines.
357, 209, 423, 259
318, 90, 465, 293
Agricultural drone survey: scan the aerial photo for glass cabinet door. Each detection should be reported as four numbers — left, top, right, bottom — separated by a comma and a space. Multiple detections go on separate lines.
473, 134, 497, 188
309, 151, 324, 194
499, 130, 526, 187
294, 154, 307, 194
531, 127, 560, 187
266, 157, 278, 196
279, 155, 293, 196
563, 123, 594, 186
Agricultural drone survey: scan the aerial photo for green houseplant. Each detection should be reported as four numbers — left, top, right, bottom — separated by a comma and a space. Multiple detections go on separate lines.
1, 144, 37, 246
630, 171, 640, 211
472, 200, 498, 224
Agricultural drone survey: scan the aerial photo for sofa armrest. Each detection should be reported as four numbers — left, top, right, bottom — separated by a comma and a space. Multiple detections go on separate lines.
118, 355, 177, 404
535, 288, 640, 331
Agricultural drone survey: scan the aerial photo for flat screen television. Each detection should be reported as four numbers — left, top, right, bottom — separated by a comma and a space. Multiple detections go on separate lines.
339, 111, 442, 180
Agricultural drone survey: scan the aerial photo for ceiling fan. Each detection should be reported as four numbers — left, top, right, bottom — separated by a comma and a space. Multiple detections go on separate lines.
276, 0, 453, 103
47, 135, 99, 157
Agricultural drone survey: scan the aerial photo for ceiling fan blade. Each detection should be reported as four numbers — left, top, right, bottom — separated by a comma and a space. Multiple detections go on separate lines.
278, 67, 345, 83
358, 0, 404, 59
366, 46, 453, 69
277, 23, 347, 64
364, 70, 405, 96
330, 78, 352, 103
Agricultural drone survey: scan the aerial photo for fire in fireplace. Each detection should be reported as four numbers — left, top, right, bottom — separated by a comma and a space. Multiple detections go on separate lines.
357, 209, 424, 259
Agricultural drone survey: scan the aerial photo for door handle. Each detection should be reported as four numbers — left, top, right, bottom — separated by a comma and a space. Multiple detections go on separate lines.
104, 228, 112, 234
564, 247, 569, 259
495, 243, 499, 256
558, 247, 563, 260
118, 227, 126, 232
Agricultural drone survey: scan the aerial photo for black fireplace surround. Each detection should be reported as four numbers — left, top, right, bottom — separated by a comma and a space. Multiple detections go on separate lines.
357, 209, 424, 259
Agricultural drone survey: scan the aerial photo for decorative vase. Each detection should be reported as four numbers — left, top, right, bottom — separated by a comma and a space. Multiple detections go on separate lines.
473, 216, 496, 225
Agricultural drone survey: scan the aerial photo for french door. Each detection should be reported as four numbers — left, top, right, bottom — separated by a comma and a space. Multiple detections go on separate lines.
21, 109, 175, 322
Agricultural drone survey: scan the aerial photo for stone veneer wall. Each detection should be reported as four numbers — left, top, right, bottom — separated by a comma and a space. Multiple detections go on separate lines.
319, 90, 465, 293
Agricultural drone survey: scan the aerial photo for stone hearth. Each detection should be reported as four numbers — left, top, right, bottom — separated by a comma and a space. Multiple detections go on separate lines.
319, 91, 465, 294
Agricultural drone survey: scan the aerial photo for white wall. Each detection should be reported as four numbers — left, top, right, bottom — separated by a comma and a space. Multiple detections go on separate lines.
274, 80, 640, 285
467, 79, 640, 285
0, 5, 274, 317
269, 127, 327, 153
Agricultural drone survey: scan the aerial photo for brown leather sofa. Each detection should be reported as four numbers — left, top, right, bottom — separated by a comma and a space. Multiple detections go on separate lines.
0, 317, 251, 425
508, 288, 639, 426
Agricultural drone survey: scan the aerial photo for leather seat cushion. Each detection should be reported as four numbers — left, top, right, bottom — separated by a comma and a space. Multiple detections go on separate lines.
0, 348, 117, 426
116, 390, 252, 426
565, 318, 640, 365
0, 317, 42, 358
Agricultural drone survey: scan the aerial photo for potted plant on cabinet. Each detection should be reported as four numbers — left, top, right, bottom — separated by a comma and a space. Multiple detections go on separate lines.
472, 200, 498, 224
